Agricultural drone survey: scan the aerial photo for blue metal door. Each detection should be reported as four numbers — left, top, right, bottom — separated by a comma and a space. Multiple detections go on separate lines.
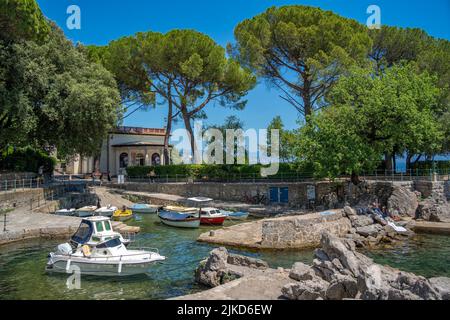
280, 188, 289, 203
269, 188, 279, 203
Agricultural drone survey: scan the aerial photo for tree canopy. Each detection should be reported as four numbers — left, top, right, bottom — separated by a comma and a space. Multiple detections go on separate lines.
0, 25, 122, 157
297, 64, 444, 179
230, 5, 372, 118
0, 0, 50, 43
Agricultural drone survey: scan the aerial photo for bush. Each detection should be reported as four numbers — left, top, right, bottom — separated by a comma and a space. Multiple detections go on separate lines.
0, 147, 56, 174
413, 160, 450, 172
126, 163, 314, 179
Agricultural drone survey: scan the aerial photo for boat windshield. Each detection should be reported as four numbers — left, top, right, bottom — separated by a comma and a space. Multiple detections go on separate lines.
96, 237, 122, 249
71, 221, 93, 244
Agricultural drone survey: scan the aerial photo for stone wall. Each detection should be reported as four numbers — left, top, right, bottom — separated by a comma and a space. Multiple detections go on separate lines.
108, 181, 346, 208
0, 189, 45, 211
261, 211, 351, 249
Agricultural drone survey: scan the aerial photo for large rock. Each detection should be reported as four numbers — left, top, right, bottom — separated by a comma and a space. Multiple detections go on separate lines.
195, 247, 241, 287
416, 197, 450, 222
356, 224, 383, 238
430, 277, 450, 300
282, 278, 329, 300
387, 186, 419, 217
289, 262, 316, 281
282, 233, 447, 300
349, 215, 374, 228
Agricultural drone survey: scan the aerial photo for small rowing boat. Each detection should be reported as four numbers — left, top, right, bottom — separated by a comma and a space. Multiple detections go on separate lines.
75, 206, 98, 217
158, 211, 200, 228
95, 206, 118, 217
129, 204, 159, 214
113, 208, 134, 222
55, 209, 76, 216
221, 210, 249, 221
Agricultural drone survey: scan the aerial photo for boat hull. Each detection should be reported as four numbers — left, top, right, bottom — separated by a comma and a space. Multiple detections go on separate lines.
131, 208, 158, 214
113, 214, 134, 222
158, 216, 200, 228
200, 216, 226, 225
47, 259, 159, 277
76, 211, 95, 218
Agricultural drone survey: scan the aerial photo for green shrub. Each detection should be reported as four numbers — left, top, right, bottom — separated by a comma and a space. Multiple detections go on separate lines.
413, 160, 450, 172
0, 147, 56, 174
126, 163, 313, 179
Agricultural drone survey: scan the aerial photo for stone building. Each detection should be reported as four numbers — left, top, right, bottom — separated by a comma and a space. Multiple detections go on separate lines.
63, 127, 170, 176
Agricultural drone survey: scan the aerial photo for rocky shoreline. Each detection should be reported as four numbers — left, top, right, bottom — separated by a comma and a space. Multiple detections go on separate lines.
191, 233, 450, 300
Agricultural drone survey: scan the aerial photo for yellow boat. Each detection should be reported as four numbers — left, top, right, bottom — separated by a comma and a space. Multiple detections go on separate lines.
113, 209, 134, 221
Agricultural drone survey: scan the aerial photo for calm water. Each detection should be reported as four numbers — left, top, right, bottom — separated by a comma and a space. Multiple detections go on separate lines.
0, 214, 448, 300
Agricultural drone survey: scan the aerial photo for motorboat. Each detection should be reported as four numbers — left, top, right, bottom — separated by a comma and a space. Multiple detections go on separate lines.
199, 208, 226, 225
95, 205, 118, 217
220, 210, 249, 221
113, 208, 134, 221
55, 209, 76, 216
129, 203, 159, 214
46, 217, 165, 276
158, 211, 200, 228
75, 206, 98, 217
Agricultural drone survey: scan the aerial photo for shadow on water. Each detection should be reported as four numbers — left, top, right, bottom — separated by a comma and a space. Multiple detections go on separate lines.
0, 214, 449, 299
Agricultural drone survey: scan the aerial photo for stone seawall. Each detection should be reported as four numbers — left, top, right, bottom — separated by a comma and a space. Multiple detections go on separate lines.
261, 212, 352, 249
0, 188, 45, 211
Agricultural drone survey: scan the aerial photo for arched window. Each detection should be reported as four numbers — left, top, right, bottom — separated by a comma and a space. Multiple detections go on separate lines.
135, 153, 145, 166
119, 153, 129, 168
152, 153, 161, 166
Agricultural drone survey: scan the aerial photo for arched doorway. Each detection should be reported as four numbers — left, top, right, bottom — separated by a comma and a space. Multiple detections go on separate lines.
119, 153, 129, 168
135, 153, 145, 166
152, 153, 161, 166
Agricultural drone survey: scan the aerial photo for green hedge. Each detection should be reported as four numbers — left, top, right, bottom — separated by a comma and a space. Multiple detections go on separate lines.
0, 147, 56, 174
126, 163, 314, 179
413, 160, 450, 171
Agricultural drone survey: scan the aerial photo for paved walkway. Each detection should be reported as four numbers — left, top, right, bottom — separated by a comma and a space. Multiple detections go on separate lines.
174, 267, 291, 300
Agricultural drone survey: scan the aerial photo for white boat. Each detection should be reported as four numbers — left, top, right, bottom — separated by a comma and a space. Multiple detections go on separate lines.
75, 206, 98, 217
55, 209, 76, 216
158, 211, 200, 228
221, 210, 249, 221
129, 204, 159, 214
46, 217, 165, 276
95, 206, 118, 217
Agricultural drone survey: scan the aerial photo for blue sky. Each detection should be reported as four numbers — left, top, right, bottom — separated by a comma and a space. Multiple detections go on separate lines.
37, 0, 450, 131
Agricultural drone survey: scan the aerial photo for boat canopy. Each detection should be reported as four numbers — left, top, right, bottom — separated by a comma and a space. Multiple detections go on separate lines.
71, 220, 93, 244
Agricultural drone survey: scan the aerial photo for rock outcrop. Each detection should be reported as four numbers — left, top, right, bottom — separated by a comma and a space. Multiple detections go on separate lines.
281, 233, 449, 300
387, 186, 419, 217
195, 247, 269, 288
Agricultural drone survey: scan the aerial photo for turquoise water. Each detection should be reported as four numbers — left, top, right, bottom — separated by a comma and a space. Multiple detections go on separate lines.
0, 214, 448, 300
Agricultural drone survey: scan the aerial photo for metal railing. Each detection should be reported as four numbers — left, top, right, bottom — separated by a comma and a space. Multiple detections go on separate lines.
0, 177, 43, 193
124, 169, 449, 184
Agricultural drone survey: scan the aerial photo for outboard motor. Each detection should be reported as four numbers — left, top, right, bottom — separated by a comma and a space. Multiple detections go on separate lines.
56, 243, 73, 255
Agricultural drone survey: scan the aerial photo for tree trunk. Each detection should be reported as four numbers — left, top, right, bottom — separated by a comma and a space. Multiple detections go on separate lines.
384, 153, 393, 172
351, 171, 361, 186
302, 76, 313, 119
163, 96, 173, 165
181, 110, 197, 164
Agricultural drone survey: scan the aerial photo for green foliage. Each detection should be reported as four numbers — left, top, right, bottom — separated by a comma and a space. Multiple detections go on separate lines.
126, 163, 309, 179
0, 25, 122, 157
0, 0, 51, 43
267, 116, 296, 162
231, 5, 372, 117
0, 147, 56, 173
296, 64, 444, 178
413, 161, 450, 172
